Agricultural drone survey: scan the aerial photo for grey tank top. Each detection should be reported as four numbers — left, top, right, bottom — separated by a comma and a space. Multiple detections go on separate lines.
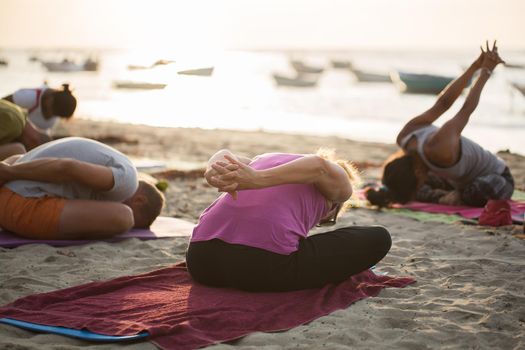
400, 125, 506, 189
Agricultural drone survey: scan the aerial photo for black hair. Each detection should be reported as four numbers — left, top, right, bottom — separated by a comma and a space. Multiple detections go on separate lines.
365, 154, 419, 207
52, 84, 77, 118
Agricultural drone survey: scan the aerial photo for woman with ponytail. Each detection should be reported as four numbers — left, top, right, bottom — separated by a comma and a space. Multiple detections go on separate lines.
3, 83, 77, 131
366, 41, 514, 208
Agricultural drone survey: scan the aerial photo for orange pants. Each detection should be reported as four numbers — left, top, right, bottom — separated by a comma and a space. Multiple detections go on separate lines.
0, 187, 65, 239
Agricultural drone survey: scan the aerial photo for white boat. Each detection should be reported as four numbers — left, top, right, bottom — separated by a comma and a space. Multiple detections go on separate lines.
351, 69, 390, 82
331, 60, 352, 69
512, 83, 525, 96
177, 67, 214, 76
272, 74, 317, 87
41, 58, 99, 72
391, 71, 454, 94
113, 81, 167, 90
290, 60, 324, 74
127, 59, 175, 70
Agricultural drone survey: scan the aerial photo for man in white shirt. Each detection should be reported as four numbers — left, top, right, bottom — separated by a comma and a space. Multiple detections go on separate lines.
0, 137, 164, 240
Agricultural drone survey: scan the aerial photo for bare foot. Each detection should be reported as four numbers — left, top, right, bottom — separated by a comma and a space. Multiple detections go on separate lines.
438, 191, 463, 206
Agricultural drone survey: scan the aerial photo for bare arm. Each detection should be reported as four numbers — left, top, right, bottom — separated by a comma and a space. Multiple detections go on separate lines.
429, 42, 504, 147
0, 157, 115, 191
212, 155, 353, 203
396, 50, 484, 145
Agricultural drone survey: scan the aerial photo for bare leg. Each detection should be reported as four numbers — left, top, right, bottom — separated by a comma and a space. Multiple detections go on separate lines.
58, 200, 134, 239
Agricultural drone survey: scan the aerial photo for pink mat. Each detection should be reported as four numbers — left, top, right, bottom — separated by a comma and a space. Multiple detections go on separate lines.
0, 262, 415, 350
394, 200, 525, 223
0, 217, 194, 248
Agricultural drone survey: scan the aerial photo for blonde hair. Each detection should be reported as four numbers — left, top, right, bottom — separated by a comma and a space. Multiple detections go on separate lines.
316, 148, 361, 213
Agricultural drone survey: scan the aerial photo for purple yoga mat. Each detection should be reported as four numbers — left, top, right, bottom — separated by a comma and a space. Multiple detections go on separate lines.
0, 217, 194, 248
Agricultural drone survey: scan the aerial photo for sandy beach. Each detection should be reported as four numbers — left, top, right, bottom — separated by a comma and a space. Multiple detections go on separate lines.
0, 118, 524, 349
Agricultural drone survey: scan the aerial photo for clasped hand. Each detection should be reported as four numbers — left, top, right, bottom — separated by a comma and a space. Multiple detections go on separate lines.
204, 155, 259, 199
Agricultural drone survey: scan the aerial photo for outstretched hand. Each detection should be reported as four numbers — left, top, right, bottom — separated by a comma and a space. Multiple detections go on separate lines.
480, 40, 505, 72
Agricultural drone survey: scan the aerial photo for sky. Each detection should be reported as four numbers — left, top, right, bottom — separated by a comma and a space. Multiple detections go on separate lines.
0, 0, 523, 51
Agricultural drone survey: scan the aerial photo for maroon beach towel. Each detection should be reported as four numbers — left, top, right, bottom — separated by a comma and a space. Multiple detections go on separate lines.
0, 262, 414, 350
394, 199, 525, 223
0, 217, 194, 248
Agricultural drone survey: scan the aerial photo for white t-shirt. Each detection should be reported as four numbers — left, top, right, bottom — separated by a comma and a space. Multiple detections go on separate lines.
12, 86, 59, 130
6, 137, 138, 202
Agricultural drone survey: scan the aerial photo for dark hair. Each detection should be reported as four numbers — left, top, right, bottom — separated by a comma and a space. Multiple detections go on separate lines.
365, 154, 418, 207
52, 84, 77, 118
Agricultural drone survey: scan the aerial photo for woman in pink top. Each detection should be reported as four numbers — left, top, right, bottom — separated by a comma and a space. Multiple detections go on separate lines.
187, 149, 391, 292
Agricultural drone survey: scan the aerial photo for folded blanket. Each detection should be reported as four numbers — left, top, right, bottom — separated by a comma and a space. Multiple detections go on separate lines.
0, 217, 194, 248
0, 262, 415, 350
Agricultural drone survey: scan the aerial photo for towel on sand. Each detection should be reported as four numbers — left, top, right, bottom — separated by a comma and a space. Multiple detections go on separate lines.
0, 262, 414, 350
0, 216, 194, 248
395, 200, 525, 224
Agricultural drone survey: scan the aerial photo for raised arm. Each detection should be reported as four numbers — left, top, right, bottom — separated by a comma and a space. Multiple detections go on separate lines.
396, 46, 485, 145
212, 155, 353, 203
0, 157, 115, 191
428, 41, 504, 151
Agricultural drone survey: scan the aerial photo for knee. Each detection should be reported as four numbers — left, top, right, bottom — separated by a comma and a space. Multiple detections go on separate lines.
370, 226, 392, 256
109, 205, 135, 234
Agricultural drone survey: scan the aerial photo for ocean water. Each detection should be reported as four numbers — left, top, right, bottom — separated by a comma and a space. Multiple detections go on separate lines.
0, 49, 524, 154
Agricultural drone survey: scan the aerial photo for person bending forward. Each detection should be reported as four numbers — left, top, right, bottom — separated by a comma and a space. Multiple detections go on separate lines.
186, 149, 391, 292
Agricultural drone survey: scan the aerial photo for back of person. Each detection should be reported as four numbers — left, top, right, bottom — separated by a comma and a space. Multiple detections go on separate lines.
191, 153, 329, 255
400, 125, 506, 189
0, 99, 26, 145
12, 86, 52, 129
6, 137, 138, 202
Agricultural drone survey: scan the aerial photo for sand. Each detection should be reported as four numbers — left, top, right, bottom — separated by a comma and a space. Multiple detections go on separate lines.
0, 118, 524, 349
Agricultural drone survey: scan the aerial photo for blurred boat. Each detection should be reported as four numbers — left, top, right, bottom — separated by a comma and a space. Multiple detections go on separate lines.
128, 59, 175, 70
290, 60, 324, 74
83, 58, 99, 71
177, 67, 214, 76
351, 69, 390, 82
41, 58, 99, 72
331, 60, 352, 69
113, 81, 167, 90
505, 63, 525, 69
391, 71, 454, 94
512, 83, 525, 96
272, 73, 317, 87
0, 58, 8, 66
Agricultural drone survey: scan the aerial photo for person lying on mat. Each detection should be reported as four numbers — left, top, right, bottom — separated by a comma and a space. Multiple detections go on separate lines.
0, 137, 164, 240
186, 149, 391, 292
366, 41, 514, 208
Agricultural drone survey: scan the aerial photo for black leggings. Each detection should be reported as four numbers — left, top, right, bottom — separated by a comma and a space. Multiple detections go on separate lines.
186, 226, 392, 292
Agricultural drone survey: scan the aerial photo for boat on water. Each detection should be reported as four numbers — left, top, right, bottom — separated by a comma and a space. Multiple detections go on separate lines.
272, 73, 318, 87
177, 67, 214, 76
512, 83, 525, 96
331, 60, 352, 69
391, 71, 454, 94
350, 69, 390, 83
113, 81, 167, 90
41, 58, 99, 72
290, 60, 324, 74
127, 59, 175, 70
